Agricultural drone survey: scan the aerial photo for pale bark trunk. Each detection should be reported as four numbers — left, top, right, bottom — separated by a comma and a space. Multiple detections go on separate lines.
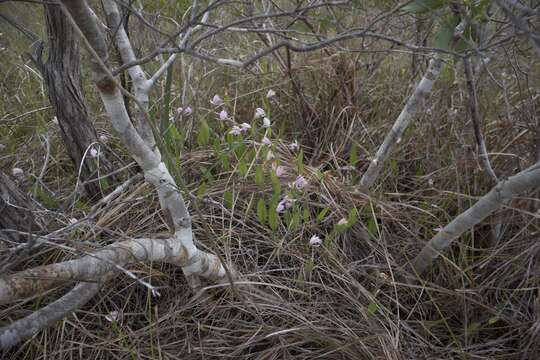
359, 19, 466, 190
410, 162, 540, 275
103, 1, 158, 157
359, 56, 443, 189
60, 0, 228, 279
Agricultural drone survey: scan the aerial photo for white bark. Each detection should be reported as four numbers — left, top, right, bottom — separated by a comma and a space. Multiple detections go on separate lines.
102, 0, 209, 151
59, 0, 229, 282
410, 162, 540, 275
0, 0, 231, 310
102, 0, 157, 155
0, 235, 224, 305
359, 20, 466, 190
0, 281, 101, 349
359, 56, 443, 189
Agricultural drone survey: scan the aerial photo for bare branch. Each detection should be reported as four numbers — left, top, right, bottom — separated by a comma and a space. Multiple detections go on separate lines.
410, 161, 540, 275
359, 19, 467, 190
58, 0, 230, 286
358, 55, 443, 190
0, 281, 101, 349
0, 234, 220, 305
495, 0, 540, 57
463, 57, 498, 183
103, 0, 158, 155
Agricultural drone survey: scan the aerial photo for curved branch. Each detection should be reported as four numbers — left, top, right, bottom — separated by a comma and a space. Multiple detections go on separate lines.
0, 234, 224, 305
60, 0, 230, 285
0, 281, 101, 349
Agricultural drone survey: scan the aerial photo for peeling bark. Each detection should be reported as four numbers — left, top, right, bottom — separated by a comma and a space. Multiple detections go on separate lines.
0, 234, 225, 305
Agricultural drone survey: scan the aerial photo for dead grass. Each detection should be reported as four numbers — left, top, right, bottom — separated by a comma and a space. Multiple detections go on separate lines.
1, 4, 540, 359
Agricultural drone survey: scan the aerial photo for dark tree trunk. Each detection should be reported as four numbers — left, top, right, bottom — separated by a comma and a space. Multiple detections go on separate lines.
38, 5, 108, 198
0, 171, 40, 243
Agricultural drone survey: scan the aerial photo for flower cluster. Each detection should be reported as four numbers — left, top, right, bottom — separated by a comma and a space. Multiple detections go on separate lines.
229, 122, 252, 135
276, 195, 295, 213
213, 89, 277, 136
177, 106, 193, 116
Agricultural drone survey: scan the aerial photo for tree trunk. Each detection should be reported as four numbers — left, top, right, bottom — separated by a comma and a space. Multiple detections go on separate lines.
39, 4, 106, 198
0, 171, 40, 243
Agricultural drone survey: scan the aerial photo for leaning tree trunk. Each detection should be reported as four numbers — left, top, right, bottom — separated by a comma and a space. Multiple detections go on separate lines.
38, 5, 108, 198
0, 171, 40, 243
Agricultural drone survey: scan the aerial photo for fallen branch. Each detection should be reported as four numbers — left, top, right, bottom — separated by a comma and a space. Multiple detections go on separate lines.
0, 235, 223, 305
0, 281, 102, 349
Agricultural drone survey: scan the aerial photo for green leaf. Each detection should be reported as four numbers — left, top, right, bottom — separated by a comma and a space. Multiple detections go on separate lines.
316, 208, 329, 223
367, 217, 377, 236
197, 120, 210, 146
439, 59, 455, 84
303, 207, 310, 223
74, 199, 90, 212
224, 190, 233, 209
389, 159, 398, 175
268, 204, 279, 231
197, 182, 206, 199
99, 176, 110, 192
367, 302, 379, 315
296, 149, 304, 173
347, 207, 359, 227
202, 166, 214, 182
35, 186, 58, 209
257, 198, 267, 224
349, 144, 358, 166
402, 0, 445, 14
283, 210, 291, 224
305, 258, 314, 273
288, 208, 300, 230
255, 164, 264, 186
434, 16, 459, 51
220, 153, 230, 171
234, 142, 247, 159
271, 173, 281, 196
168, 123, 183, 141
238, 159, 248, 176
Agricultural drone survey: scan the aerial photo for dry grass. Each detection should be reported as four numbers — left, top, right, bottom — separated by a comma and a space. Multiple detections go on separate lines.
1, 3, 540, 359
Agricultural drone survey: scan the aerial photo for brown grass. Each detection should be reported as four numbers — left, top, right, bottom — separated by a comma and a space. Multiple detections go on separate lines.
1, 3, 540, 359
